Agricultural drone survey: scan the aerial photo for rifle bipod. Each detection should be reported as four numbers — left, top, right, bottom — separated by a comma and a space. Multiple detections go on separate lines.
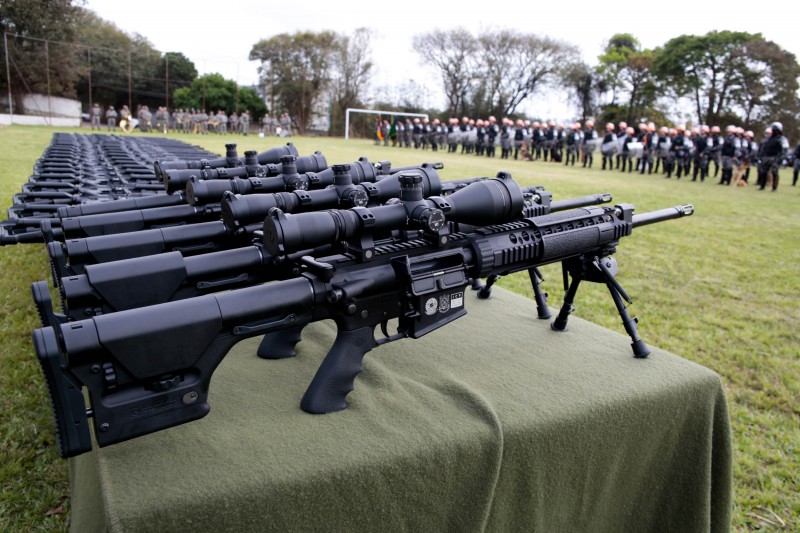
476, 267, 551, 320
550, 253, 650, 358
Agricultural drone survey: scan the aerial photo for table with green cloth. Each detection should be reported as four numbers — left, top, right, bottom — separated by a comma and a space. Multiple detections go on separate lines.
68, 286, 732, 532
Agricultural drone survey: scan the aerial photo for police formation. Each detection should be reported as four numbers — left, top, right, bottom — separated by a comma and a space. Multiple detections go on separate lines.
91, 102, 292, 138
382, 116, 797, 192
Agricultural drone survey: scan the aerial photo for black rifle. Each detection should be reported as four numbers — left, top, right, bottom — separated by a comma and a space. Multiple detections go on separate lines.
184, 159, 444, 205
37, 186, 610, 323
34, 196, 692, 457
164, 151, 328, 194
153, 142, 298, 175
43, 165, 452, 278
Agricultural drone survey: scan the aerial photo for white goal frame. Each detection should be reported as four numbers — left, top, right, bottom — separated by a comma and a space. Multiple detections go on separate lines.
344, 108, 429, 140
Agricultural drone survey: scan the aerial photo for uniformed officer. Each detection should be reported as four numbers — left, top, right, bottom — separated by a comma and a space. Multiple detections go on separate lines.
581, 120, 597, 168
475, 119, 486, 156
793, 141, 800, 186
229, 112, 239, 135
564, 123, 580, 166
105, 105, 117, 131
637, 123, 653, 174
691, 127, 709, 182
90, 103, 102, 130
759, 122, 787, 191
513, 119, 525, 160
615, 121, 627, 168
241, 111, 251, 135
173, 109, 183, 133
601, 123, 616, 171
719, 125, 741, 186
485, 116, 499, 157
528, 121, 540, 160
412, 118, 422, 149
396, 119, 406, 149
218, 110, 228, 134
653, 126, 668, 174
709, 125, 722, 177
620, 126, 635, 172
500, 118, 512, 159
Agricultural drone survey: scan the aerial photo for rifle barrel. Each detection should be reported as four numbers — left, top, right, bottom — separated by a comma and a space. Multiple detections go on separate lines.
631, 205, 694, 228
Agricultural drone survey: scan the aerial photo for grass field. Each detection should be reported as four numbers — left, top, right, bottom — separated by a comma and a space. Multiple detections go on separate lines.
0, 125, 798, 531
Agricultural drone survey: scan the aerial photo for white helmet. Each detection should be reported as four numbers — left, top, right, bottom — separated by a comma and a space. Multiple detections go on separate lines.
771, 121, 783, 132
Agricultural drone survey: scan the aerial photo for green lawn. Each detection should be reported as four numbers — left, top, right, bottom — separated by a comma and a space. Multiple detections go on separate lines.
1, 126, 798, 531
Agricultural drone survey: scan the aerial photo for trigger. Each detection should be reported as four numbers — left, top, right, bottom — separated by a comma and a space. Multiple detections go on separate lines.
380, 320, 390, 339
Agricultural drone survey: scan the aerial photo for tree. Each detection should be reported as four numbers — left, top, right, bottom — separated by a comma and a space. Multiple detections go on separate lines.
162, 52, 198, 102
74, 9, 193, 110
472, 30, 578, 118
173, 73, 265, 120
596, 34, 660, 124
652, 31, 753, 125
1, 0, 84, 108
329, 28, 374, 136
250, 31, 338, 134
729, 37, 800, 137
413, 28, 478, 117
561, 62, 606, 123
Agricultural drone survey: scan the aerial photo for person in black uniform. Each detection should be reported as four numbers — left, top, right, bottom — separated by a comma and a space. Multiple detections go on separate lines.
531, 121, 542, 160
653, 126, 670, 174
719, 125, 741, 185
671, 127, 691, 179
638, 123, 654, 174
601, 122, 616, 171
759, 122, 787, 191
412, 118, 422, 149
485, 116, 499, 157
582, 120, 597, 168
792, 141, 800, 186
709, 125, 722, 178
691, 127, 709, 182
564, 123, 579, 165
621, 126, 637, 172
615, 121, 627, 169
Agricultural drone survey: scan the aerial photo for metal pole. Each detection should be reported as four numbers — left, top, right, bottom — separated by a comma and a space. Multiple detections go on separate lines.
45, 40, 52, 124
345, 109, 350, 140
128, 49, 132, 112
87, 48, 92, 112
3, 33, 13, 119
165, 53, 169, 109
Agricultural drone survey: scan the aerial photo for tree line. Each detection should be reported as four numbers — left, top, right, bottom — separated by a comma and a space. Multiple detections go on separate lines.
1, 0, 264, 119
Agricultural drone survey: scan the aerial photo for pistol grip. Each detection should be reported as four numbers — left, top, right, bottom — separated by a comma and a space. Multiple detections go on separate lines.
301, 325, 376, 414
256, 325, 305, 359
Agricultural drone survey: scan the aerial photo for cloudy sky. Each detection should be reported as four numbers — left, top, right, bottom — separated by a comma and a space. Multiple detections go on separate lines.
86, 0, 798, 120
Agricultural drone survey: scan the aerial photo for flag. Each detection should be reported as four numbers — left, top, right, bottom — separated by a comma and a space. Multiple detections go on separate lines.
389, 116, 397, 140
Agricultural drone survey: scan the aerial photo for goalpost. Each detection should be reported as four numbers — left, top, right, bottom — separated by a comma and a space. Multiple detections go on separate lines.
344, 108, 429, 140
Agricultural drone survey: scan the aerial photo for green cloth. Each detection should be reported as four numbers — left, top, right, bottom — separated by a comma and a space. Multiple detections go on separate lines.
69, 286, 731, 532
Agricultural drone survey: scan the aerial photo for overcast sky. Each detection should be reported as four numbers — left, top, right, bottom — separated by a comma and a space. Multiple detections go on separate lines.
86, 0, 798, 121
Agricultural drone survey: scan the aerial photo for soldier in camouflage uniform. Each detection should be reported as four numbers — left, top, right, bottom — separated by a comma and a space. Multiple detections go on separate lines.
90, 103, 102, 130
105, 106, 117, 131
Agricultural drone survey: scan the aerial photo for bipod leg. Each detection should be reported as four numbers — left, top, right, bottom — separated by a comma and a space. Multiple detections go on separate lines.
477, 274, 500, 299
594, 258, 650, 358
470, 276, 485, 291
528, 267, 551, 319
551, 263, 581, 332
